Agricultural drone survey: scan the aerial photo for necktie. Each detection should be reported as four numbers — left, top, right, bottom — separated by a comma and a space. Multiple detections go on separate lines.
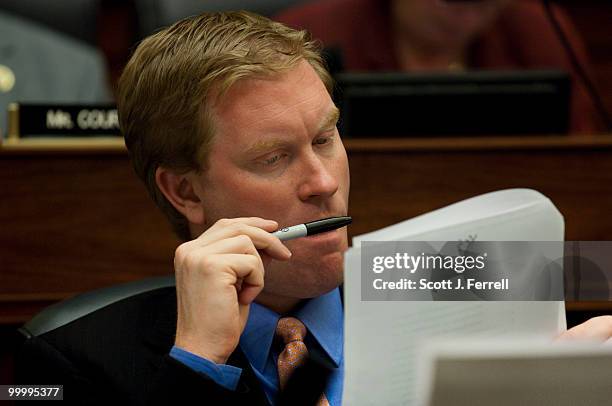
275, 317, 330, 406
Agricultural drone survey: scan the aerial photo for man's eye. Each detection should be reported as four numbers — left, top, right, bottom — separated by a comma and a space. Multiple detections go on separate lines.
314, 135, 334, 145
264, 154, 284, 165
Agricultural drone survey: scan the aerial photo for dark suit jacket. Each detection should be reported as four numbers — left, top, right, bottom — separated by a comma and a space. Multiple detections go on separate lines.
16, 286, 271, 405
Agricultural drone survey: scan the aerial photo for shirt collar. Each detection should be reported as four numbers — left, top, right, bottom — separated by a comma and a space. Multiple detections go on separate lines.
296, 287, 343, 368
239, 287, 343, 371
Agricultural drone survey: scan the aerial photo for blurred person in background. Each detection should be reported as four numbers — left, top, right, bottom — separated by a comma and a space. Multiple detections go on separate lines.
0, 11, 111, 136
275, 0, 603, 134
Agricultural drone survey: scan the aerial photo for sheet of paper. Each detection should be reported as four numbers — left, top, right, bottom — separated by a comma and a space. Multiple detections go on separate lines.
342, 189, 566, 406
352, 189, 563, 247
417, 339, 612, 406
343, 247, 565, 406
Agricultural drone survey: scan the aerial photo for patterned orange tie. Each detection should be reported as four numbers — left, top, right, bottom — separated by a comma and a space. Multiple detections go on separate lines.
275, 317, 330, 406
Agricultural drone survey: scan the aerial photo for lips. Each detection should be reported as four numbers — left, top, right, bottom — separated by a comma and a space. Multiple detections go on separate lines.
292, 228, 345, 250
304, 228, 338, 239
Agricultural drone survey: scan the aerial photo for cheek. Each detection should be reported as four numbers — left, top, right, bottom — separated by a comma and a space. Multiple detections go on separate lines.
336, 146, 351, 198
210, 170, 294, 218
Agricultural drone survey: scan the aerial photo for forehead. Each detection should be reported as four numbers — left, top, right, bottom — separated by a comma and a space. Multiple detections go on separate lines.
209, 60, 333, 147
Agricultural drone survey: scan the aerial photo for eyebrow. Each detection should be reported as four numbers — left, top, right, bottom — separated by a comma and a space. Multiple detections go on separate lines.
244, 139, 288, 156
244, 106, 341, 157
318, 105, 340, 133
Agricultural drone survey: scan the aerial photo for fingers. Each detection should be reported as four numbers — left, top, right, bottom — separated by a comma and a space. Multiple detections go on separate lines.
172, 217, 287, 363
557, 316, 612, 343
176, 237, 266, 304
206, 217, 279, 236
205, 253, 264, 291
174, 217, 292, 307
191, 217, 292, 260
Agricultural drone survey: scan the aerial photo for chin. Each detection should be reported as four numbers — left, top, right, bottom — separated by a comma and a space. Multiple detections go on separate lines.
265, 251, 345, 299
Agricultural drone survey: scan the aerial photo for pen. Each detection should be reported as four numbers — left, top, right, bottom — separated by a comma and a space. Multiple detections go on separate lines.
272, 216, 352, 241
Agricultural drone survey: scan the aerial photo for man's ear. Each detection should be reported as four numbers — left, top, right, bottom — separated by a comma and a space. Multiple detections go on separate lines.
155, 167, 205, 226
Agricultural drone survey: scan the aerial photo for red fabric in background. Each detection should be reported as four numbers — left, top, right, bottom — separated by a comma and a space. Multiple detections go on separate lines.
275, 0, 604, 134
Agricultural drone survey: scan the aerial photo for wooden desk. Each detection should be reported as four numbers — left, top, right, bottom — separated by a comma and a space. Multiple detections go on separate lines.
1, 135, 612, 323
345, 135, 612, 240
0, 139, 180, 323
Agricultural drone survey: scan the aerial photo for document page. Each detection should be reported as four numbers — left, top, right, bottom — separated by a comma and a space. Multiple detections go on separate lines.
419, 339, 612, 406
343, 247, 565, 406
342, 189, 566, 405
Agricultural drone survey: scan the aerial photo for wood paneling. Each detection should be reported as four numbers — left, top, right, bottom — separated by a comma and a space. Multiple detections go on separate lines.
1, 135, 612, 323
0, 145, 180, 323
345, 135, 612, 240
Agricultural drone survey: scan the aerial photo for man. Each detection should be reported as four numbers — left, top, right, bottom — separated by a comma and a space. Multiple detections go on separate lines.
16, 10, 612, 406
18, 11, 346, 405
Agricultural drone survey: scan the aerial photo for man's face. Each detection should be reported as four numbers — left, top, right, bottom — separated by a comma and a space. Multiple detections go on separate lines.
195, 60, 350, 301
392, 0, 511, 45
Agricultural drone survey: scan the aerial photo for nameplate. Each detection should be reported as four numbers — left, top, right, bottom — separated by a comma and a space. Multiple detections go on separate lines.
8, 103, 120, 138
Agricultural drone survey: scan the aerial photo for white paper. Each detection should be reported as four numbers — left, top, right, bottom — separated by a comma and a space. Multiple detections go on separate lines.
343, 189, 566, 406
417, 339, 612, 406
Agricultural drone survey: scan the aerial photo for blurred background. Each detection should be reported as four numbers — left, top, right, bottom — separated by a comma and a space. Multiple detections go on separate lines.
1, 0, 612, 391
0, 0, 611, 133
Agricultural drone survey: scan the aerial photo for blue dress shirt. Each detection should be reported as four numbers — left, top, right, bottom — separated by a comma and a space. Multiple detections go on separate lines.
170, 287, 344, 405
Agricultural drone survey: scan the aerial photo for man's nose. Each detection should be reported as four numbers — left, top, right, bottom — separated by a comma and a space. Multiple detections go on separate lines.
297, 155, 339, 202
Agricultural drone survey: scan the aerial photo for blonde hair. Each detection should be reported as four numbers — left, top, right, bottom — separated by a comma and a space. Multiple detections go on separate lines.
117, 11, 333, 241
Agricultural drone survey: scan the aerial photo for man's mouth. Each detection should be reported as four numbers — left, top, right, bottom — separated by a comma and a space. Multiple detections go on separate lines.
297, 214, 348, 225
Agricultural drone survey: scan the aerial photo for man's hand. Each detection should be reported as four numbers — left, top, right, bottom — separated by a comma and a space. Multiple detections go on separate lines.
556, 316, 612, 342
173, 217, 292, 364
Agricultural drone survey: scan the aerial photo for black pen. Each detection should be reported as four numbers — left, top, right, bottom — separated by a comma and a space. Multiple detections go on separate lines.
272, 216, 352, 241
